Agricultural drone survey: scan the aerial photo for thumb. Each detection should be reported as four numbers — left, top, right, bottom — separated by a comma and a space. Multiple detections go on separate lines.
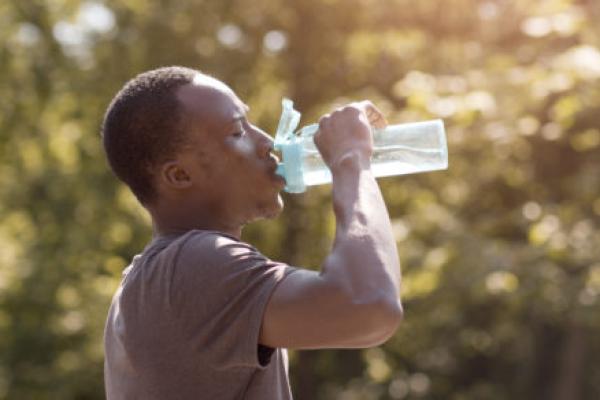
357, 100, 388, 130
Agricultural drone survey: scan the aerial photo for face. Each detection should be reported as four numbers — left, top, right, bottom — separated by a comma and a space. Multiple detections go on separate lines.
174, 75, 286, 226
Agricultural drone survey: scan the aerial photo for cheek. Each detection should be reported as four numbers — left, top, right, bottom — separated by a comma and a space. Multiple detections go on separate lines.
231, 139, 255, 157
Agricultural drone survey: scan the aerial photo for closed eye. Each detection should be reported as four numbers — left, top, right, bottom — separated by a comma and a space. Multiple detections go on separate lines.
231, 120, 246, 137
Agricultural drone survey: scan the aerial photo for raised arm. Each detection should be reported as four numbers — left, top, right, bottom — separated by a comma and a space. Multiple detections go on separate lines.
259, 102, 402, 350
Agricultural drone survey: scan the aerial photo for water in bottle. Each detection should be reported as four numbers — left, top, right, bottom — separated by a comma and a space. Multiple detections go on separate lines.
273, 99, 448, 193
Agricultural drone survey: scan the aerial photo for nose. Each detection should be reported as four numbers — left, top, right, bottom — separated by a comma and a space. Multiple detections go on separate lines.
252, 125, 275, 158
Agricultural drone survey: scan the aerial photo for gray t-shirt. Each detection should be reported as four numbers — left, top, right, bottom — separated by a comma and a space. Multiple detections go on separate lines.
104, 230, 298, 399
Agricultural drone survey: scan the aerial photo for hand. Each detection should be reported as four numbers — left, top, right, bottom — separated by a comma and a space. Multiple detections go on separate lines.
314, 101, 387, 171
363, 101, 388, 130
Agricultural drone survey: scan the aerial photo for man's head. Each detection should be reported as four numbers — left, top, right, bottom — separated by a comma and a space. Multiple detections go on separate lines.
102, 66, 285, 233
102, 66, 197, 204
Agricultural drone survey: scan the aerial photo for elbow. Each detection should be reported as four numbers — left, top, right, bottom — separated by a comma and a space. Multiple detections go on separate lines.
353, 297, 403, 348
372, 298, 403, 345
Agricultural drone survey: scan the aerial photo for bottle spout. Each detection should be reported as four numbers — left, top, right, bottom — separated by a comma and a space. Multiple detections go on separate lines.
273, 99, 308, 193
274, 98, 301, 148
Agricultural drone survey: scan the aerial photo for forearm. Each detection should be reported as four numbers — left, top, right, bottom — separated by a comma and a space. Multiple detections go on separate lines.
321, 153, 401, 306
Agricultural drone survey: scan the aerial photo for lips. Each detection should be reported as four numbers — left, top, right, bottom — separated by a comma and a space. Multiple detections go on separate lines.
269, 154, 280, 164
267, 162, 286, 188
271, 167, 286, 184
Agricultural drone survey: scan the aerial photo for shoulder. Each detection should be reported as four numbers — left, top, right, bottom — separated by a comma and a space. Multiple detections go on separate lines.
167, 230, 295, 310
174, 230, 263, 264
169, 230, 278, 284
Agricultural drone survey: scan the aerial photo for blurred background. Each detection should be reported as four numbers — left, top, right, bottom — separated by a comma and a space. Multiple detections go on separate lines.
1, 0, 600, 398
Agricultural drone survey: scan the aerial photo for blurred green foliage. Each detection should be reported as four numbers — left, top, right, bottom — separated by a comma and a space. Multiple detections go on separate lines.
1, 0, 599, 399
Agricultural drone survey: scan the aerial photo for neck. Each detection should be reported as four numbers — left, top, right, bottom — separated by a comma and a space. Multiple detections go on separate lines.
148, 200, 243, 240
153, 223, 242, 240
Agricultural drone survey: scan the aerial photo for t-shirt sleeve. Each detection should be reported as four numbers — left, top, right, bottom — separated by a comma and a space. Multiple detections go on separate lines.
171, 231, 298, 370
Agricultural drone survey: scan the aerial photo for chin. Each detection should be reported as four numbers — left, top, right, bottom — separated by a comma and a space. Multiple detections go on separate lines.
265, 194, 285, 219
254, 194, 284, 221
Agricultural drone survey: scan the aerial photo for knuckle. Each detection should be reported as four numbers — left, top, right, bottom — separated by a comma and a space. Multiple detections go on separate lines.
318, 115, 329, 127
341, 106, 360, 117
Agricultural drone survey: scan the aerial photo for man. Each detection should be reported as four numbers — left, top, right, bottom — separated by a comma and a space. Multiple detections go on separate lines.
102, 66, 402, 399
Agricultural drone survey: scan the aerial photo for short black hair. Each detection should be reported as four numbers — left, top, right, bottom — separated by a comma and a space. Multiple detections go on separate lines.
101, 66, 199, 205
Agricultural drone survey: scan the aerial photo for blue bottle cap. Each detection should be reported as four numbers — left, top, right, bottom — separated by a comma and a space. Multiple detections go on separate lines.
273, 99, 306, 193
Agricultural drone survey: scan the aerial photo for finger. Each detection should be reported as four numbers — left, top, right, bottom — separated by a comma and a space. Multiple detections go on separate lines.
367, 113, 386, 130
316, 114, 331, 137
318, 113, 331, 128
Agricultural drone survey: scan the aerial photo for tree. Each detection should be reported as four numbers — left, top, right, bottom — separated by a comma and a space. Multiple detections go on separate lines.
0, 0, 599, 398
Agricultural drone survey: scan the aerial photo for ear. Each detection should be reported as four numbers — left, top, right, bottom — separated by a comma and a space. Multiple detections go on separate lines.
159, 161, 193, 190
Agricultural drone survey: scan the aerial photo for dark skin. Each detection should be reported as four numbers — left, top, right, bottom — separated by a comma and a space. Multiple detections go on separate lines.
146, 73, 402, 349
148, 75, 285, 239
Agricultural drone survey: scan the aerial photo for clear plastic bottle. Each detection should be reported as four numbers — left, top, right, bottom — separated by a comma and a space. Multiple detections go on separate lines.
274, 99, 448, 193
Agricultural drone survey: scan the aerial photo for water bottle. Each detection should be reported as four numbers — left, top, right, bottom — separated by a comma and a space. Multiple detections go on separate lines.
274, 99, 448, 193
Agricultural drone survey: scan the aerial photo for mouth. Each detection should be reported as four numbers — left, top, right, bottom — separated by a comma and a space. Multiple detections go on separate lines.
272, 173, 286, 190
268, 159, 286, 189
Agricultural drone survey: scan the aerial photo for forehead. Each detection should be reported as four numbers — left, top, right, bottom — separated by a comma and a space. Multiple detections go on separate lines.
176, 75, 247, 130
